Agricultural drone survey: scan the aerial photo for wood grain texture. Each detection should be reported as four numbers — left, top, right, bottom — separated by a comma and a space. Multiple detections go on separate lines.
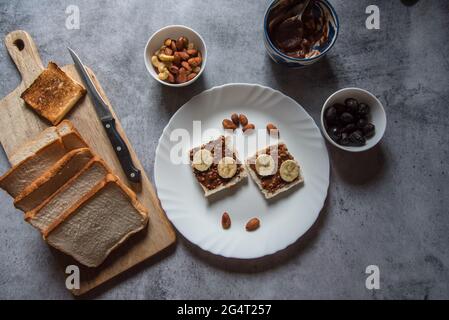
0, 30, 176, 296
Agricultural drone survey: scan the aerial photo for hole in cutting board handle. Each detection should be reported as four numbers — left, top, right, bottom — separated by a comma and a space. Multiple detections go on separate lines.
13, 39, 25, 51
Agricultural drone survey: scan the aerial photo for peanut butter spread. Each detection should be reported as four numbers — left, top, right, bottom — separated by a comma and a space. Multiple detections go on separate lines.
249, 144, 298, 192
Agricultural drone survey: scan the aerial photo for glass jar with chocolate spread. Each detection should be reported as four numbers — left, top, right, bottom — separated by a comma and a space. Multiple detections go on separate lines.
268, 0, 328, 59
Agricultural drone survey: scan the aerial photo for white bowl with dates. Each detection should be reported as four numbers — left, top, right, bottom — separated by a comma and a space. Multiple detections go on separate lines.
144, 25, 207, 87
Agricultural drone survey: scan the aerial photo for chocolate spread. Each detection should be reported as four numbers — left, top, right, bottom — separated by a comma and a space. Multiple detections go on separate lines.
249, 144, 298, 192
268, 0, 328, 58
190, 136, 242, 190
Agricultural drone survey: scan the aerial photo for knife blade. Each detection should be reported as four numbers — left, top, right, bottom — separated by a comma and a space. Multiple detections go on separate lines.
68, 48, 141, 183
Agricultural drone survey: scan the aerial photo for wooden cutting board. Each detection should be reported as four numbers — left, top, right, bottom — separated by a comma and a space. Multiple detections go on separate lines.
0, 30, 176, 296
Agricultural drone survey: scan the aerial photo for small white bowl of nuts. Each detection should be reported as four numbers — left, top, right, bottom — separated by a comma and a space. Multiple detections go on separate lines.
144, 25, 207, 87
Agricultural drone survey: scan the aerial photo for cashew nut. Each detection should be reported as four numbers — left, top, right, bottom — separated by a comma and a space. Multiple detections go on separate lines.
158, 53, 175, 62
158, 69, 170, 81
151, 55, 160, 68
152, 55, 169, 73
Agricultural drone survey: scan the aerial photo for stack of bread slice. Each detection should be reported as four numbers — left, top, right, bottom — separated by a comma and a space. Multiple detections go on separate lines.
0, 120, 148, 267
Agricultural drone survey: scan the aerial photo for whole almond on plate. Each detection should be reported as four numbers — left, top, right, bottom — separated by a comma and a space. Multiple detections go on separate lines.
246, 218, 260, 231
231, 113, 240, 126
239, 114, 248, 126
222, 212, 231, 230
242, 123, 255, 133
267, 123, 279, 136
223, 119, 237, 130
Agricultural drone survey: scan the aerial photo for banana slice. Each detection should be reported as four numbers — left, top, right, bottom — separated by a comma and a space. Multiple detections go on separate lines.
255, 154, 276, 176
218, 157, 237, 179
192, 149, 213, 172
280, 160, 300, 182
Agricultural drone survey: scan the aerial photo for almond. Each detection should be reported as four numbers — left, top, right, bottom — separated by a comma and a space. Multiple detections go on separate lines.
239, 114, 248, 126
246, 218, 260, 231
181, 61, 192, 71
222, 212, 231, 230
266, 123, 279, 136
167, 72, 175, 83
231, 113, 239, 126
188, 57, 202, 67
187, 72, 197, 81
242, 123, 255, 133
187, 49, 198, 56
175, 51, 190, 60
171, 40, 177, 52
176, 37, 186, 50
169, 65, 179, 75
173, 55, 181, 66
176, 72, 187, 84
223, 119, 237, 130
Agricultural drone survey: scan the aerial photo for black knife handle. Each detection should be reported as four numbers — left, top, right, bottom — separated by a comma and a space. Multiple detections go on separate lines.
102, 118, 141, 183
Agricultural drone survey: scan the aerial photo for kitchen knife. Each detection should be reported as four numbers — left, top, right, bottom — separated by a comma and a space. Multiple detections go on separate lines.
68, 48, 141, 183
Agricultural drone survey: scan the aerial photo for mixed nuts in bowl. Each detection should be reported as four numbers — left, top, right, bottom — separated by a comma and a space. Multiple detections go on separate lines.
144, 25, 207, 87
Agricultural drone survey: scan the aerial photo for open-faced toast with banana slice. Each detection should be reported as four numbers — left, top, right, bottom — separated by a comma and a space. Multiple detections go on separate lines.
189, 136, 247, 197
246, 141, 304, 199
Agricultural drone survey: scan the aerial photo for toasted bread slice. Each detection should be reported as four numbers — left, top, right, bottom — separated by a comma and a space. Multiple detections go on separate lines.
25, 158, 109, 233
0, 139, 68, 198
245, 142, 304, 199
45, 174, 148, 268
21, 62, 86, 125
14, 148, 94, 212
10, 120, 87, 166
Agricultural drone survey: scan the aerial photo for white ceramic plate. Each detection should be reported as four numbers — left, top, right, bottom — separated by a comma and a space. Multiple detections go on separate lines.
154, 83, 329, 259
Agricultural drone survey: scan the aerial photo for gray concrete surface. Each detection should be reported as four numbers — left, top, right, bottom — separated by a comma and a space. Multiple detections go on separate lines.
0, 0, 448, 299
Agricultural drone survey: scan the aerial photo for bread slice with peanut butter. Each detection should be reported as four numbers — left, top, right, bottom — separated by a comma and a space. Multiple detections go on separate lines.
245, 141, 304, 199
189, 136, 247, 197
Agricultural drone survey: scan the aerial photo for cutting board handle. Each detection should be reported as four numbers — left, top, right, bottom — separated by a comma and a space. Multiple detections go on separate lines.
5, 30, 44, 85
